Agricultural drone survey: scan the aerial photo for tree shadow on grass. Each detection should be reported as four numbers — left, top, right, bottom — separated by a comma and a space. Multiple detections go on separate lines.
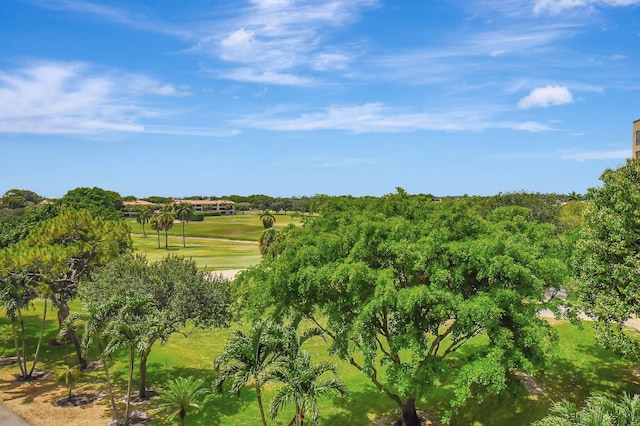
321, 387, 397, 426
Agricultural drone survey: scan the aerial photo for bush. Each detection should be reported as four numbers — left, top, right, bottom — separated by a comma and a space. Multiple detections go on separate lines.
191, 213, 205, 222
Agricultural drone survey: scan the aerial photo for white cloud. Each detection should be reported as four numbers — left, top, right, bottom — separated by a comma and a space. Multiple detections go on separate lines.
219, 68, 314, 86
236, 102, 553, 133
195, 0, 376, 84
533, 0, 640, 14
558, 149, 629, 161
0, 62, 219, 136
518, 85, 574, 109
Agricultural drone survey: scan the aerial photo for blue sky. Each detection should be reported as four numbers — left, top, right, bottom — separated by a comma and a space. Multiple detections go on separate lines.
1, 0, 639, 199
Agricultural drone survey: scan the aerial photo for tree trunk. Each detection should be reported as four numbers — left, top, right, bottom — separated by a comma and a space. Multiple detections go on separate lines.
164, 230, 169, 249
156, 231, 160, 249
138, 345, 153, 399
11, 317, 27, 379
97, 338, 119, 420
56, 301, 87, 369
142, 223, 147, 238
255, 383, 268, 426
124, 346, 135, 426
179, 408, 186, 426
28, 299, 47, 377
395, 398, 421, 426
182, 222, 186, 247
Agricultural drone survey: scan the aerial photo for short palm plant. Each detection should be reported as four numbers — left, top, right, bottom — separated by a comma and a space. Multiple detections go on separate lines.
534, 393, 640, 426
154, 376, 209, 426
269, 350, 348, 426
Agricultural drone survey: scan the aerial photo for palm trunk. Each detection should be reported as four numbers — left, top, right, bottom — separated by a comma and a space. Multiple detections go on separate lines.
142, 223, 147, 238
138, 344, 154, 399
97, 338, 119, 420
124, 346, 135, 426
20, 318, 28, 378
179, 408, 186, 426
11, 317, 27, 379
156, 230, 161, 249
28, 299, 47, 377
255, 383, 268, 426
182, 222, 186, 247
164, 230, 169, 249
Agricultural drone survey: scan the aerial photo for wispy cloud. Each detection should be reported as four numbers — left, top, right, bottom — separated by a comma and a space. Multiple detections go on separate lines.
30, 0, 192, 38
518, 85, 574, 108
192, 0, 377, 85
558, 149, 629, 161
235, 103, 553, 133
533, 0, 640, 15
0, 61, 229, 136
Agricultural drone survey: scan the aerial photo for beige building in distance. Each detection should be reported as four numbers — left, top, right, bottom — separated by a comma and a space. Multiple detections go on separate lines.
634, 119, 640, 158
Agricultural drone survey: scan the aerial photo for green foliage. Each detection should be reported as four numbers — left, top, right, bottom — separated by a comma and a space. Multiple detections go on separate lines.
0, 189, 44, 210
475, 191, 562, 226
154, 376, 209, 426
80, 254, 231, 399
260, 211, 276, 229
534, 393, 640, 426
59, 187, 124, 220
0, 203, 59, 248
237, 190, 568, 424
269, 351, 348, 426
573, 158, 640, 359
143, 196, 174, 204
0, 208, 132, 369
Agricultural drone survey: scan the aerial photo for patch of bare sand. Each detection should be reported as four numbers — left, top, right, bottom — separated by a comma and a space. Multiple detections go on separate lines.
0, 370, 110, 426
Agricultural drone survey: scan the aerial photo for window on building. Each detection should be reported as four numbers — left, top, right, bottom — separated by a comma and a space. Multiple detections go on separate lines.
636, 130, 640, 145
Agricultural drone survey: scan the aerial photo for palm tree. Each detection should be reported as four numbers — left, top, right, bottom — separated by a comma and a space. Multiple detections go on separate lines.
269, 351, 348, 426
158, 211, 175, 249
260, 211, 276, 229
534, 393, 640, 426
153, 376, 208, 426
214, 320, 283, 426
150, 215, 162, 249
136, 207, 153, 237
259, 228, 280, 256
174, 202, 194, 248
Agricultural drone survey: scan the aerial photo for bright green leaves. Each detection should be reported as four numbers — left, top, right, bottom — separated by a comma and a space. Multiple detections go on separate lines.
574, 159, 640, 358
239, 191, 567, 421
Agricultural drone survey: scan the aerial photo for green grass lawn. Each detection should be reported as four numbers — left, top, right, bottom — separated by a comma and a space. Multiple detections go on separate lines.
2, 304, 639, 425
129, 213, 301, 270
129, 213, 301, 242
132, 234, 261, 270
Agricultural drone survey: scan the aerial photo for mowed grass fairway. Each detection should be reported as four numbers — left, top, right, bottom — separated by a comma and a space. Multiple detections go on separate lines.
129, 213, 301, 270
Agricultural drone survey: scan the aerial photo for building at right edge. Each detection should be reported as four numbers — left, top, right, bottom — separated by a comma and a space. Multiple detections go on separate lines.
634, 119, 640, 158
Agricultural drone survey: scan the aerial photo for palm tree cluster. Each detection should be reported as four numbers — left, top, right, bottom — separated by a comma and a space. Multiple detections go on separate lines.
214, 320, 348, 426
534, 393, 640, 426
150, 208, 176, 249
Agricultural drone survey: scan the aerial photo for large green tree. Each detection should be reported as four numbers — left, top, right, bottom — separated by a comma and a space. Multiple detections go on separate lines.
81, 254, 231, 398
573, 158, 640, 358
0, 208, 131, 368
59, 187, 123, 220
237, 191, 567, 425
